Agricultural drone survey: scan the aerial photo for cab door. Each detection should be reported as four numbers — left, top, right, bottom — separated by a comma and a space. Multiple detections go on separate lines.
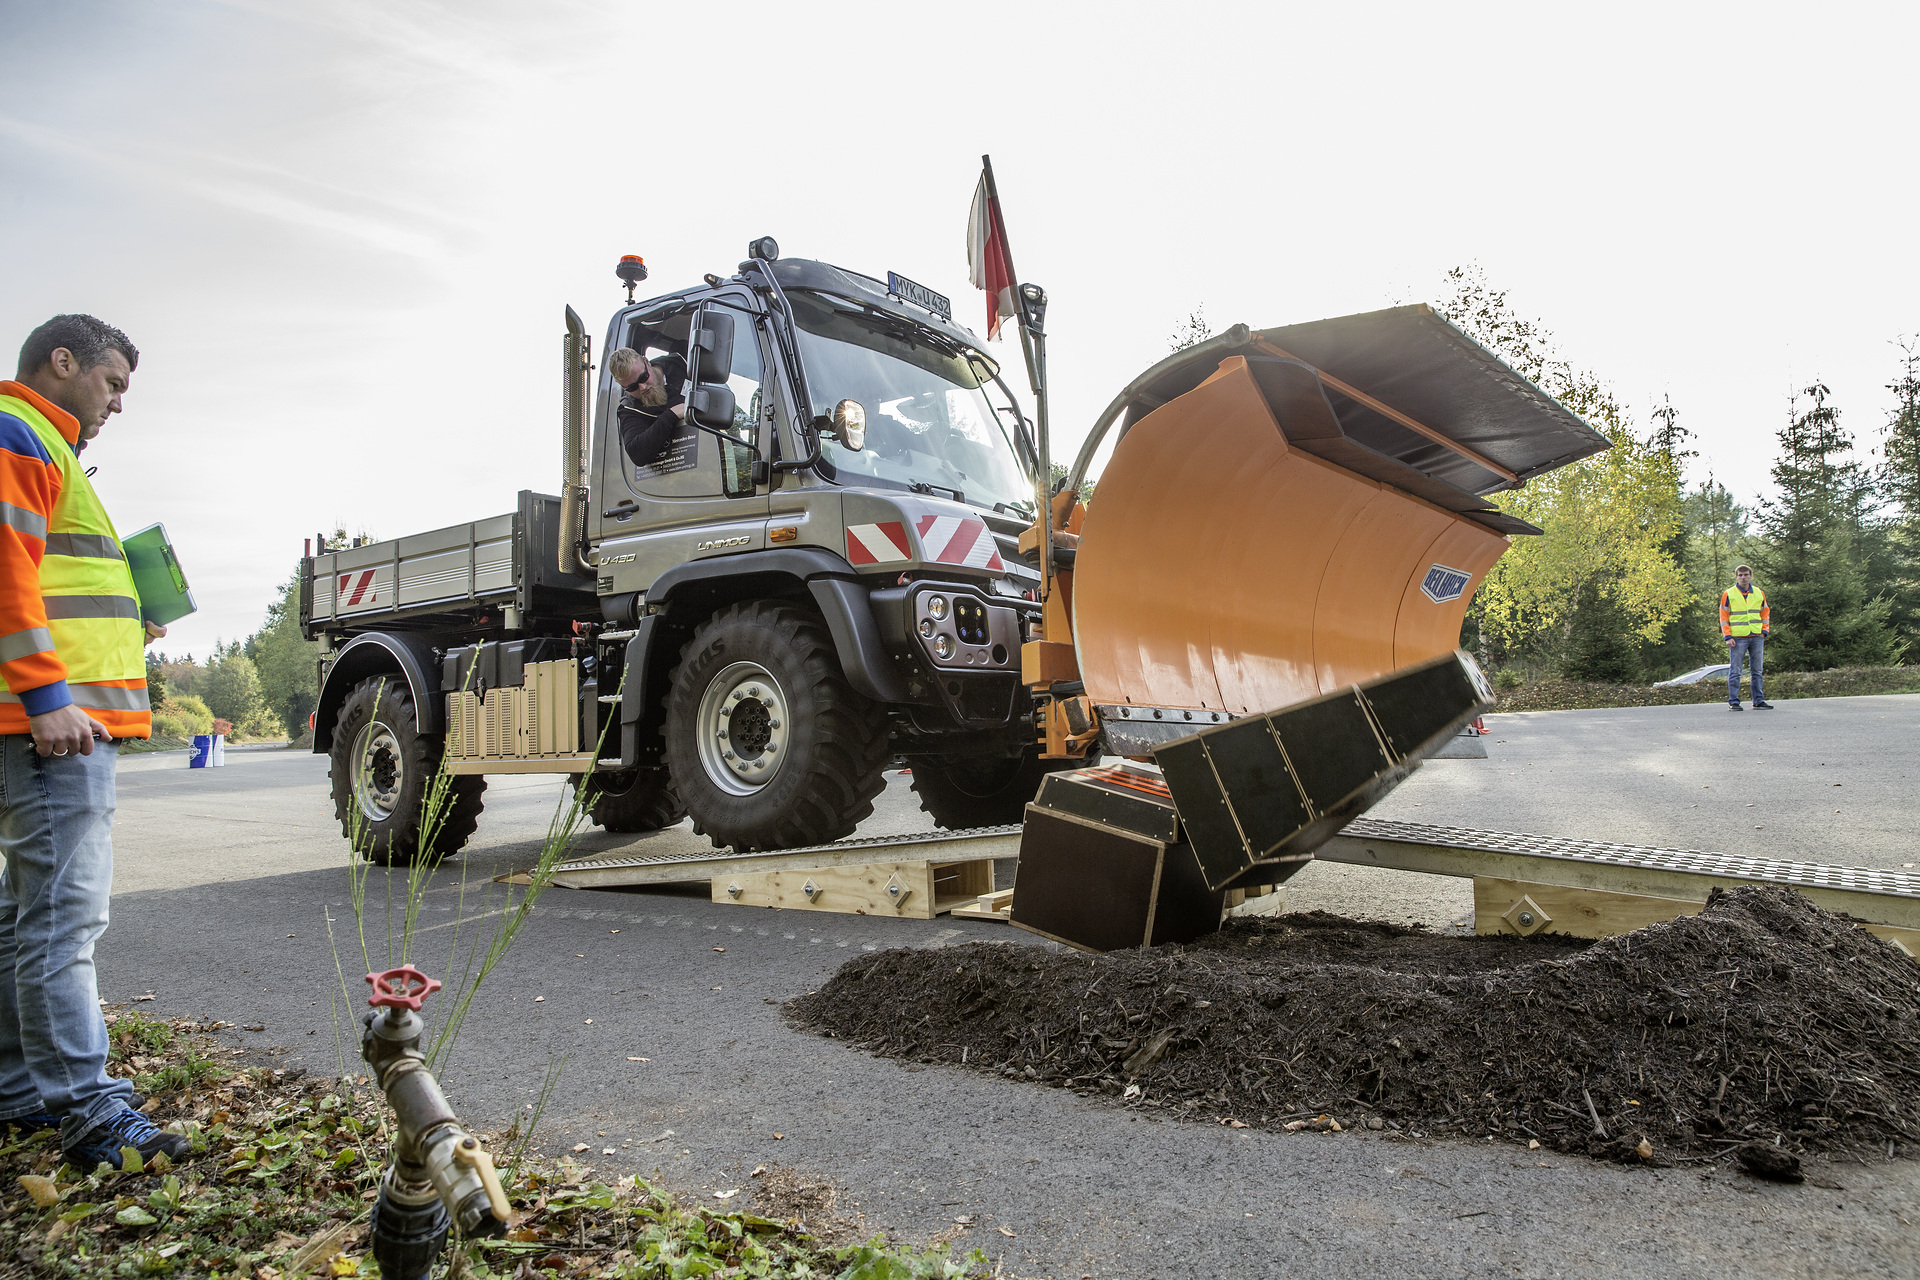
591, 291, 774, 598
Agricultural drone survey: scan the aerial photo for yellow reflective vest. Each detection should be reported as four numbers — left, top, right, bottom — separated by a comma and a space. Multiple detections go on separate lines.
0, 390, 150, 737
1721, 584, 1768, 638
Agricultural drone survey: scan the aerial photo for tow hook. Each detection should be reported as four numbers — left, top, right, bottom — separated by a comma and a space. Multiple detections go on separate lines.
360, 965, 510, 1279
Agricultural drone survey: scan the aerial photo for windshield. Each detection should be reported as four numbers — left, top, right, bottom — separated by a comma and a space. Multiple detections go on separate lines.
788, 291, 1031, 511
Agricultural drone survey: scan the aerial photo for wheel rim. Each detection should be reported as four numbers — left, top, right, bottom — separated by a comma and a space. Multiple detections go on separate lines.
351, 719, 404, 823
694, 661, 790, 796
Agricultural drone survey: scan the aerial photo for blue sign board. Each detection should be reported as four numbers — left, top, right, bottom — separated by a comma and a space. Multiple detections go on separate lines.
1420, 564, 1472, 604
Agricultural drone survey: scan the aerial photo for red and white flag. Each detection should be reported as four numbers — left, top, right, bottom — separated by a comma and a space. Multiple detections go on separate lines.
967, 168, 1018, 341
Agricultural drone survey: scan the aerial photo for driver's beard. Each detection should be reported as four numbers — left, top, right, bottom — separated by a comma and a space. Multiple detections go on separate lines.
636, 366, 670, 407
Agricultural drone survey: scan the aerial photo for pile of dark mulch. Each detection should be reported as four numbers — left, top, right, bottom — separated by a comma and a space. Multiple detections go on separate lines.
789, 886, 1920, 1164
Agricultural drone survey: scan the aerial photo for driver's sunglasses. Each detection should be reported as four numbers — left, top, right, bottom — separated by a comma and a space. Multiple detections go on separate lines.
621, 371, 650, 394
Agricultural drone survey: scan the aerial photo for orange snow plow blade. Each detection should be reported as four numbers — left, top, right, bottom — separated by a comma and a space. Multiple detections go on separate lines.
1067, 305, 1608, 748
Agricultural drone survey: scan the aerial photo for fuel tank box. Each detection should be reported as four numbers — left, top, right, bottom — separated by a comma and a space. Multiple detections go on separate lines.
442, 638, 571, 695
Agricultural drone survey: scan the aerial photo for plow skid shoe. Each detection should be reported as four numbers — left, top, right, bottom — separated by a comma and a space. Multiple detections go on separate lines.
1153, 651, 1495, 891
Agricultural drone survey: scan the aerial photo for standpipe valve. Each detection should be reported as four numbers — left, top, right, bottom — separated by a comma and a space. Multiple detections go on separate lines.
361, 965, 509, 1280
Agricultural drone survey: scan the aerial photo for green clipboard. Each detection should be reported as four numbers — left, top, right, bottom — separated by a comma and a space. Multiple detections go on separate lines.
122, 523, 197, 625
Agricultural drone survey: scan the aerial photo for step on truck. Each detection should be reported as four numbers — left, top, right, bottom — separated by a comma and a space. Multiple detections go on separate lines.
303, 242, 1060, 863
302, 237, 1608, 866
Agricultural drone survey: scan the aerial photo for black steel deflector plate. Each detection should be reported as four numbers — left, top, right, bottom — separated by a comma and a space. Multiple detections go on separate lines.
1152, 650, 1495, 891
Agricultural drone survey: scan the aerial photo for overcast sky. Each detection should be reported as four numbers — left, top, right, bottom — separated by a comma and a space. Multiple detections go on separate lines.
4, 0, 1916, 659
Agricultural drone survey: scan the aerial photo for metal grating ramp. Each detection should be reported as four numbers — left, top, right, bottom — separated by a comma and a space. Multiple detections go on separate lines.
1322, 818, 1920, 931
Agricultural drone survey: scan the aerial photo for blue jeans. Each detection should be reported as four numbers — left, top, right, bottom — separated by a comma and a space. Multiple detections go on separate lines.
1728, 634, 1765, 704
0, 736, 133, 1141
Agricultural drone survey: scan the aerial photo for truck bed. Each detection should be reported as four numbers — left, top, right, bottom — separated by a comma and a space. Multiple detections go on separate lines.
301, 491, 593, 638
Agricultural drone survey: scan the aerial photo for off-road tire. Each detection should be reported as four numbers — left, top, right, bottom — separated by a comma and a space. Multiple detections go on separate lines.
907, 751, 1071, 830
329, 676, 486, 865
664, 600, 890, 851
573, 768, 686, 833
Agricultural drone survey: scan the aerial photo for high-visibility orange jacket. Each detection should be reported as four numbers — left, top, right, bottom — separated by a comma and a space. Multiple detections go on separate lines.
1720, 584, 1770, 638
0, 380, 151, 738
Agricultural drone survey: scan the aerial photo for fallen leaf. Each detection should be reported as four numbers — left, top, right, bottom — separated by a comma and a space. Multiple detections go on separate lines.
1122, 1084, 1141, 1101
772, 1132, 783, 1140
750, 1164, 767, 1177
714, 947, 726, 953
626, 1057, 650, 1062
157, 1243, 185, 1258
571, 1143, 590, 1153
533, 997, 545, 1003
133, 994, 156, 1002
714, 1188, 740, 1200
954, 1215, 973, 1225
997, 1226, 1016, 1238
328, 1258, 359, 1277
584, 1019, 593, 1025
1636, 1138, 1653, 1160
1227, 1119, 1248, 1129
18, 1174, 61, 1208
602, 1148, 615, 1155
1284, 1121, 1308, 1132
44, 1219, 72, 1244
116, 1205, 159, 1226
610, 929, 620, 933
1528, 1139, 1540, 1151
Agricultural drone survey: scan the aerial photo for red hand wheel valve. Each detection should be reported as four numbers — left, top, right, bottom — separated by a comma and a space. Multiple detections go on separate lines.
366, 964, 443, 1012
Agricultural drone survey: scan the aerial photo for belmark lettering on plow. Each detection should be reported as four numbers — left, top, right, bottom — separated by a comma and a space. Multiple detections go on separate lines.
1420, 564, 1472, 604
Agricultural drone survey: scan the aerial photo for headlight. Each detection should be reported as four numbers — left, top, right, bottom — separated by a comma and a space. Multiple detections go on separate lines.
918, 618, 935, 638
926, 595, 948, 620
933, 633, 954, 660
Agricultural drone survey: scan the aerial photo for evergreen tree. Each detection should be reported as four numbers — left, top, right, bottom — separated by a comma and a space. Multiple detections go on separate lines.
1561, 575, 1643, 680
1876, 339, 1920, 652
1751, 384, 1899, 670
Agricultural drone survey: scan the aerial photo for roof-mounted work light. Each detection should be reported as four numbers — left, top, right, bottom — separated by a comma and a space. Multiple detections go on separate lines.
1018, 282, 1048, 335
616, 254, 649, 302
747, 236, 779, 262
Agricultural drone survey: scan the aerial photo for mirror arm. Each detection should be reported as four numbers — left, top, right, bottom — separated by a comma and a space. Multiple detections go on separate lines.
772, 416, 825, 474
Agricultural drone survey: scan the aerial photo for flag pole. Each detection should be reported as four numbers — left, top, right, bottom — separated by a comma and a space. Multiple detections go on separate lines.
981, 154, 1054, 608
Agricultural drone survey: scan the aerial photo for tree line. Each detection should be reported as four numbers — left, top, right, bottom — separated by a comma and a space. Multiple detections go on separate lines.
1442, 267, 1918, 681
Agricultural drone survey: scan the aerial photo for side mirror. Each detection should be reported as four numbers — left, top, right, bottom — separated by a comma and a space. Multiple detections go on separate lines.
833, 399, 866, 451
690, 311, 735, 385
688, 384, 737, 430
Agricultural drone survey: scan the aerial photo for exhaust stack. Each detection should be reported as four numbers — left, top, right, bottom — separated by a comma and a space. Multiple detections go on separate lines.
558, 305, 594, 577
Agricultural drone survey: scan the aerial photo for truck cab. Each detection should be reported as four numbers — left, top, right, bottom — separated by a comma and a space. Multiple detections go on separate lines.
305, 245, 1058, 864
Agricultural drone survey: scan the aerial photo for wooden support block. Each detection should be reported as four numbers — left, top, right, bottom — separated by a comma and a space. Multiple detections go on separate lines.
950, 889, 1016, 922
712, 859, 993, 919
1474, 877, 1703, 938
1476, 877, 1920, 961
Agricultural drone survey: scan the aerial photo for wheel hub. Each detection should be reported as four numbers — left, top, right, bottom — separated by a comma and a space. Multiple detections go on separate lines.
352, 719, 404, 823
695, 661, 789, 796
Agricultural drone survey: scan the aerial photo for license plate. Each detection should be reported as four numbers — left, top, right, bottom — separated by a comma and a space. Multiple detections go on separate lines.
887, 271, 951, 321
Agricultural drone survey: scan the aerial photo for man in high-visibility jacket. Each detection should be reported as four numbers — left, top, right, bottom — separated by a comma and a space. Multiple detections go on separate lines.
0, 314, 187, 1170
1720, 563, 1773, 711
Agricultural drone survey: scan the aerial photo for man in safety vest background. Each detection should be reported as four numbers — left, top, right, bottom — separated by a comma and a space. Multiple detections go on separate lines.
0, 315, 187, 1170
1721, 564, 1773, 711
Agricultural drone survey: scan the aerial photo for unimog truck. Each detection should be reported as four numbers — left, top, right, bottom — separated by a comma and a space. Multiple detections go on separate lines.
303, 243, 1061, 862
303, 237, 1609, 867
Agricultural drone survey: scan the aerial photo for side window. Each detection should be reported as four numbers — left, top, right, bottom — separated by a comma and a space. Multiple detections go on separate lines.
717, 311, 765, 498
623, 300, 765, 500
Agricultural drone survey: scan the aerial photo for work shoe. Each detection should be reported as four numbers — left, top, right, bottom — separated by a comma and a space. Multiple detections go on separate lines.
1753, 700, 1774, 709
63, 1106, 189, 1171
4, 1110, 62, 1135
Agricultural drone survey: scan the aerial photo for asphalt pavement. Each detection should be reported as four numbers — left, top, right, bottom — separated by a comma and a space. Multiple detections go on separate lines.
100, 695, 1920, 1279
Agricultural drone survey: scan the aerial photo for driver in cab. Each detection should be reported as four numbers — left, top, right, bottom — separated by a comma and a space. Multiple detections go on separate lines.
610, 347, 688, 468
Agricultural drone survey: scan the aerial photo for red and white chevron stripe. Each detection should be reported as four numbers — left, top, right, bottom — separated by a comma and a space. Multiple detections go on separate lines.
845, 521, 911, 566
916, 515, 1004, 571
337, 569, 378, 606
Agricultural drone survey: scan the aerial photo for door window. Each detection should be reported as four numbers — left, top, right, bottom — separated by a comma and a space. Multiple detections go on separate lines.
622, 300, 765, 500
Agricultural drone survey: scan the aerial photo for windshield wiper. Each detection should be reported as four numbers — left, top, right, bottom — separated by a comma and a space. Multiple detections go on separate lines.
910, 481, 966, 503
